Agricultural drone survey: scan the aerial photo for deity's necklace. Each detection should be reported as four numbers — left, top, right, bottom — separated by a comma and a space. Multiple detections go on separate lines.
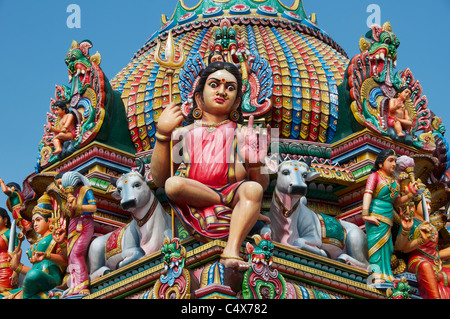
195, 119, 231, 133
29, 235, 45, 259
377, 170, 399, 198
417, 242, 441, 270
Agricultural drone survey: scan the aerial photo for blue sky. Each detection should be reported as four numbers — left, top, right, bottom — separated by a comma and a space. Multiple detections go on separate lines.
0, 0, 449, 264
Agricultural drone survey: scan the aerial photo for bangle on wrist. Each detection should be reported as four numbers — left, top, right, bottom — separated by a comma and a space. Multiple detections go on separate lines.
361, 209, 369, 216
247, 162, 264, 168
14, 263, 23, 274
155, 132, 171, 142
248, 164, 264, 171
401, 228, 410, 236
417, 236, 425, 246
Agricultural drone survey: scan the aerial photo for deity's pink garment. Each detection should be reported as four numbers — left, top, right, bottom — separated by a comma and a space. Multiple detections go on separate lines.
66, 186, 95, 296
170, 121, 247, 242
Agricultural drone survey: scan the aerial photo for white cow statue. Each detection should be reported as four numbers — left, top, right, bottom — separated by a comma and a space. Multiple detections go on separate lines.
88, 166, 171, 280
262, 157, 369, 269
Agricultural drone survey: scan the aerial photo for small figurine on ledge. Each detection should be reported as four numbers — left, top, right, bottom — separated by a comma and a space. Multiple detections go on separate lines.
49, 100, 76, 155
388, 86, 413, 138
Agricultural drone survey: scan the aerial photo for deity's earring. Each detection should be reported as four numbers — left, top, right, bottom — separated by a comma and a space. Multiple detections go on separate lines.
229, 109, 239, 122
193, 107, 203, 119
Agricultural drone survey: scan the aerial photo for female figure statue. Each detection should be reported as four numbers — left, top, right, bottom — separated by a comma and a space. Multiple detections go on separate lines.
151, 61, 271, 271
59, 171, 96, 296
0, 208, 17, 292
395, 186, 450, 298
361, 149, 417, 283
3, 193, 67, 299
0, 179, 32, 235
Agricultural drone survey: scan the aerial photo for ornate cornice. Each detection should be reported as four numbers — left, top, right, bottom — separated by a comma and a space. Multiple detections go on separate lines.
331, 129, 429, 164
135, 14, 347, 59
85, 238, 386, 299
41, 142, 136, 174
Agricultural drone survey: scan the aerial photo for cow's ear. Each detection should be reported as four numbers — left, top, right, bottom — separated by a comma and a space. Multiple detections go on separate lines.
306, 172, 321, 182
265, 154, 280, 174
111, 190, 121, 200
110, 177, 121, 200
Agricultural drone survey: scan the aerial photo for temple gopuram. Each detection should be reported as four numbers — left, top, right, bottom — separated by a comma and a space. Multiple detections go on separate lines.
3, 0, 450, 301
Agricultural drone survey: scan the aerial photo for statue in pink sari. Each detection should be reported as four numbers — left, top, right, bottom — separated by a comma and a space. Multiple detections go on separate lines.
151, 61, 271, 271
58, 171, 96, 297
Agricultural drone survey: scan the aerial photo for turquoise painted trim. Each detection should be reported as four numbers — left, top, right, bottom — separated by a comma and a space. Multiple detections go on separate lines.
332, 145, 381, 164
72, 158, 132, 175
163, 0, 308, 28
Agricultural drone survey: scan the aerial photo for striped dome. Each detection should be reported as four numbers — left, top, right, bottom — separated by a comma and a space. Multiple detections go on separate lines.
110, 0, 349, 153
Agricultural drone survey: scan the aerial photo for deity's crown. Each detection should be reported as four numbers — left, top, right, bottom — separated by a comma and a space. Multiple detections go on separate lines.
32, 192, 53, 217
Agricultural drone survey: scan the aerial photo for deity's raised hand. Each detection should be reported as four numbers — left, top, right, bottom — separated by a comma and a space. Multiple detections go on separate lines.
418, 222, 436, 243
32, 251, 47, 263
237, 115, 271, 166
9, 248, 22, 270
10, 270, 19, 286
52, 224, 67, 244
156, 102, 184, 137
400, 210, 414, 230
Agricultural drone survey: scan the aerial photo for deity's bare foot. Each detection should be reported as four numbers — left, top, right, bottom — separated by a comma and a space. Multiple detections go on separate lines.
53, 149, 62, 155
6, 290, 22, 299
373, 279, 386, 284
220, 254, 249, 272
369, 275, 387, 285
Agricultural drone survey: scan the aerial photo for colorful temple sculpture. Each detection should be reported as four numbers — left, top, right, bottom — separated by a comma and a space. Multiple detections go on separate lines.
2, 0, 450, 300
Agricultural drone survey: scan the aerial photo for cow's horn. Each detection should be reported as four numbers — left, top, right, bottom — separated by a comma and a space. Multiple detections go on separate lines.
136, 158, 145, 177
110, 177, 117, 187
